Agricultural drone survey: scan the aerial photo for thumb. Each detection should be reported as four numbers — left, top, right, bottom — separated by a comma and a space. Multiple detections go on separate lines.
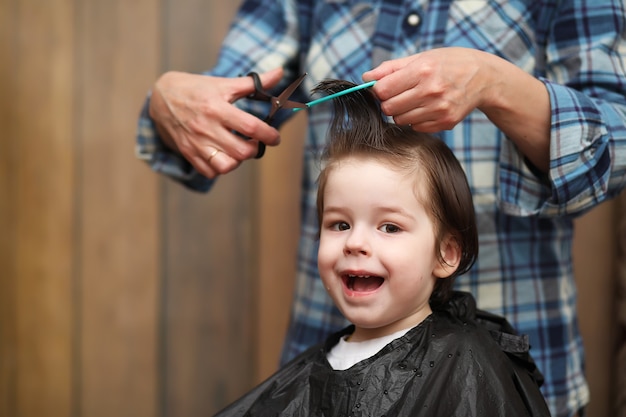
362, 56, 413, 82
231, 67, 285, 99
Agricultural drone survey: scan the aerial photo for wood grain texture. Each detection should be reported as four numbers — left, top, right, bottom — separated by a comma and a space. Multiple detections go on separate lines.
0, 0, 18, 415
616, 194, 626, 417
76, 0, 161, 416
573, 201, 618, 417
159, 2, 258, 415
0, 1, 619, 416
10, 0, 76, 415
255, 113, 305, 382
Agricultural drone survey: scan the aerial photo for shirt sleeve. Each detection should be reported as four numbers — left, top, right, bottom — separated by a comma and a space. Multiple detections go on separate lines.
499, 0, 626, 217
135, 92, 215, 192
134, 0, 303, 193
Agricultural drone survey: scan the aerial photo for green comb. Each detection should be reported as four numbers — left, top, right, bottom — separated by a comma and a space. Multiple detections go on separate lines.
293, 80, 377, 112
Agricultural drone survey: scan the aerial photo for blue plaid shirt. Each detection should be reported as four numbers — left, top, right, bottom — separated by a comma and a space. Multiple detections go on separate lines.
136, 1, 626, 415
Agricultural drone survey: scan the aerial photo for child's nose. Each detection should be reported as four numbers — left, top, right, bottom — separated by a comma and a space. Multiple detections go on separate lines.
343, 229, 370, 256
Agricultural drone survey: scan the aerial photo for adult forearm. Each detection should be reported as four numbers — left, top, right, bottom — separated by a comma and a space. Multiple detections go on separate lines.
478, 54, 551, 173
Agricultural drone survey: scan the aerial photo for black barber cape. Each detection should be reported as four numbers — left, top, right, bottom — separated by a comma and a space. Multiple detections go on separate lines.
215, 292, 551, 417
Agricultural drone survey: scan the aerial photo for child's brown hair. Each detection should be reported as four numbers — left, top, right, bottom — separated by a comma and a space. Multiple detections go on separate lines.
314, 80, 478, 308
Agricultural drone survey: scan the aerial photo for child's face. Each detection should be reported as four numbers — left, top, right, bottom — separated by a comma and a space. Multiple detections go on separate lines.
318, 156, 444, 341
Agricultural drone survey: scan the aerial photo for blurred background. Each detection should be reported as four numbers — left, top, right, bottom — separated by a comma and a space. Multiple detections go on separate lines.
0, 0, 624, 416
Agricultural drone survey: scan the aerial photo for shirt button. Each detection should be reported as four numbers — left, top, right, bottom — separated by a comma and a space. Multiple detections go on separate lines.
406, 13, 421, 27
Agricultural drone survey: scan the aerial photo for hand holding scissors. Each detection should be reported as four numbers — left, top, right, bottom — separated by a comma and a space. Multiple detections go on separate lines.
149, 68, 287, 179
150, 67, 376, 178
245, 71, 308, 158
245, 71, 376, 158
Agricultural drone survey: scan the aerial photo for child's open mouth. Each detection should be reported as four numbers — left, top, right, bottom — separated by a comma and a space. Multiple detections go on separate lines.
342, 274, 385, 293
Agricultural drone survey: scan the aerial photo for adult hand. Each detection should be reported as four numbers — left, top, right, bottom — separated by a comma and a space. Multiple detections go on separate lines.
363, 47, 550, 172
363, 47, 494, 131
149, 67, 284, 179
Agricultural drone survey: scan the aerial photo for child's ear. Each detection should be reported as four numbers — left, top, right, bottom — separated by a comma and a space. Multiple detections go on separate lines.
433, 235, 462, 278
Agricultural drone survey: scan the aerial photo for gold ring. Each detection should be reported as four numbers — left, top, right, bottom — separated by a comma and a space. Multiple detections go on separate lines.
208, 148, 220, 162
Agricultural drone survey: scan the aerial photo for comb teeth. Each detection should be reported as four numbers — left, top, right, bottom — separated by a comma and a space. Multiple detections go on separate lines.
293, 80, 377, 112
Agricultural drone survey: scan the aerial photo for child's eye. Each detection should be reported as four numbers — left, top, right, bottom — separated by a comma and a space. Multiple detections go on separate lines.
331, 221, 350, 231
380, 224, 401, 233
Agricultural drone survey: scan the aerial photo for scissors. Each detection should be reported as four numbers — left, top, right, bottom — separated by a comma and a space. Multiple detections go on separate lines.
246, 71, 308, 158
246, 72, 377, 158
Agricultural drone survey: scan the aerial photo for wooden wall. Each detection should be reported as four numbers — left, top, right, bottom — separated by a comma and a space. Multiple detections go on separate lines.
0, 1, 618, 416
617, 194, 626, 417
574, 203, 618, 417
0, 1, 294, 415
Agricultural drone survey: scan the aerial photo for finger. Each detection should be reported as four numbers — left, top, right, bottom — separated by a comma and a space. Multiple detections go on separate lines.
178, 100, 278, 161
196, 122, 266, 162
363, 56, 414, 82
392, 108, 433, 129
174, 125, 250, 176
256, 67, 286, 92
201, 146, 242, 175
373, 70, 421, 103
220, 105, 281, 148
393, 105, 460, 132
378, 86, 421, 119
191, 145, 242, 178
188, 153, 219, 179
404, 119, 446, 133
229, 67, 285, 101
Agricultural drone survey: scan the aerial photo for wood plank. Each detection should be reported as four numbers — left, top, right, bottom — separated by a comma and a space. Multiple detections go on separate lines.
616, 194, 626, 416
76, 0, 161, 416
10, 0, 76, 416
255, 113, 305, 382
160, 1, 258, 415
0, 0, 18, 415
573, 200, 617, 417
162, 177, 257, 415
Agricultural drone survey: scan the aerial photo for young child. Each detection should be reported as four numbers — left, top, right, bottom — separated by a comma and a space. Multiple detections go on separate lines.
214, 80, 550, 417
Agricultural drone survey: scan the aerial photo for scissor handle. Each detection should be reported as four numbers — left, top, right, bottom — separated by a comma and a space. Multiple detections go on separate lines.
247, 72, 272, 101
245, 71, 308, 158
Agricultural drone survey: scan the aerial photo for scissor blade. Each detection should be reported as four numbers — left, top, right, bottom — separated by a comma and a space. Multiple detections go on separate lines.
276, 72, 308, 106
293, 80, 377, 112
281, 100, 308, 110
